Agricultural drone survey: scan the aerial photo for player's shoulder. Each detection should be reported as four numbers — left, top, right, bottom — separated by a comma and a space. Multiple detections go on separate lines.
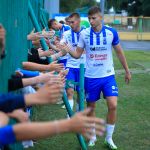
103, 25, 118, 35
63, 29, 71, 35
80, 27, 91, 36
64, 24, 71, 31
63, 28, 72, 38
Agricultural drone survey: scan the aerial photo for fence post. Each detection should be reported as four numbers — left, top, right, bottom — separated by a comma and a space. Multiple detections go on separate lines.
138, 16, 143, 40
79, 64, 84, 111
100, 0, 105, 25
28, 0, 49, 51
62, 90, 87, 150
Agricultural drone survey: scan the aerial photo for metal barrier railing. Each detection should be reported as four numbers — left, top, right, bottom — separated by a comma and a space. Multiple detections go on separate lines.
29, 1, 87, 149
104, 16, 150, 33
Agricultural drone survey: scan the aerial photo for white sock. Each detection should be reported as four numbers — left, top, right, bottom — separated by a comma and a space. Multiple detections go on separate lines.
106, 124, 115, 141
68, 99, 74, 110
90, 124, 96, 142
76, 103, 79, 112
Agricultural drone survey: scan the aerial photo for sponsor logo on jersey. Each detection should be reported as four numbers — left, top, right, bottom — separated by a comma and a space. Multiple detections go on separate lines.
72, 43, 77, 47
90, 54, 94, 58
93, 63, 103, 67
89, 54, 107, 60
90, 46, 107, 51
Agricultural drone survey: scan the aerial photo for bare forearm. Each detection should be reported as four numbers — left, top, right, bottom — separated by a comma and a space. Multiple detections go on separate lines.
22, 76, 41, 87
39, 50, 53, 57
22, 62, 49, 71
14, 120, 71, 141
114, 45, 130, 72
117, 51, 129, 72
50, 44, 60, 52
68, 50, 81, 59
51, 51, 65, 61
24, 94, 40, 106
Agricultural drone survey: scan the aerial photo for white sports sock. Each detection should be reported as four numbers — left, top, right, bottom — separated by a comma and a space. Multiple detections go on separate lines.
106, 124, 115, 141
90, 124, 96, 142
68, 99, 74, 110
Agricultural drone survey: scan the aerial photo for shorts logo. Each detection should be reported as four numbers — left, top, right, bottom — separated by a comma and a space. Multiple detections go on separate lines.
112, 86, 116, 90
112, 86, 118, 94
72, 43, 77, 47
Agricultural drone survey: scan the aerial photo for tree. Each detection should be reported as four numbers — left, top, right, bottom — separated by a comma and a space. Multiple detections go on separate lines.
142, 0, 150, 16
60, 0, 97, 13
120, 0, 150, 16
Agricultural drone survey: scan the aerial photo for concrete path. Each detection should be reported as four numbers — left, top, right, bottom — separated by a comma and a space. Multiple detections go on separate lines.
120, 40, 150, 51
116, 68, 150, 75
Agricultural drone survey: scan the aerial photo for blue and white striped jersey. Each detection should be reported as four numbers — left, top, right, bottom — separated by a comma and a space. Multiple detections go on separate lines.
78, 25, 120, 78
61, 27, 86, 68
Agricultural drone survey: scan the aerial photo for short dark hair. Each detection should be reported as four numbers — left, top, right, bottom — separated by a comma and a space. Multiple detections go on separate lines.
69, 12, 80, 19
48, 19, 56, 28
65, 17, 70, 22
88, 6, 101, 16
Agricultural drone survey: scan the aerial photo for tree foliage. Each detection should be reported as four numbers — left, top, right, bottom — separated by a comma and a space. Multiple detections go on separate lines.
60, 0, 97, 13
107, 0, 150, 16
60, 0, 150, 16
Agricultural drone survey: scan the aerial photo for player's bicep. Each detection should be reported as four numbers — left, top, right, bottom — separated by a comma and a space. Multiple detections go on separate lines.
113, 43, 122, 51
113, 43, 124, 56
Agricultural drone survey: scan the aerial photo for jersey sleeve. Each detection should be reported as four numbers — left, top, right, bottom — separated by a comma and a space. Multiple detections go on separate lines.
64, 25, 71, 31
112, 28, 120, 46
8, 77, 23, 92
0, 125, 16, 146
0, 93, 25, 113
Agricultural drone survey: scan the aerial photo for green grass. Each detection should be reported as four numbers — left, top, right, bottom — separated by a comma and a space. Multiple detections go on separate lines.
28, 51, 150, 150
113, 50, 150, 70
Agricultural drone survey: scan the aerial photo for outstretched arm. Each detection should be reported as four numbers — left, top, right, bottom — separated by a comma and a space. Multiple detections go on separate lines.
1, 78, 64, 113
22, 61, 64, 72
13, 108, 105, 141
69, 46, 84, 59
58, 43, 84, 59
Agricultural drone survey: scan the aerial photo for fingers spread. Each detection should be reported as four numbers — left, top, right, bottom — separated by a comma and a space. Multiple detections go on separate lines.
80, 108, 92, 116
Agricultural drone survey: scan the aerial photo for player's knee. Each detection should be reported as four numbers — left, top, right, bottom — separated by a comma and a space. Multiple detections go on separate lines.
108, 104, 117, 112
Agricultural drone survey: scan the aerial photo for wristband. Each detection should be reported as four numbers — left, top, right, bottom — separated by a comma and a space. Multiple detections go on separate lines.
16, 68, 40, 77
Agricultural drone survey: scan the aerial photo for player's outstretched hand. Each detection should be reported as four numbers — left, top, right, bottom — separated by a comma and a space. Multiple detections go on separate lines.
69, 108, 105, 139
